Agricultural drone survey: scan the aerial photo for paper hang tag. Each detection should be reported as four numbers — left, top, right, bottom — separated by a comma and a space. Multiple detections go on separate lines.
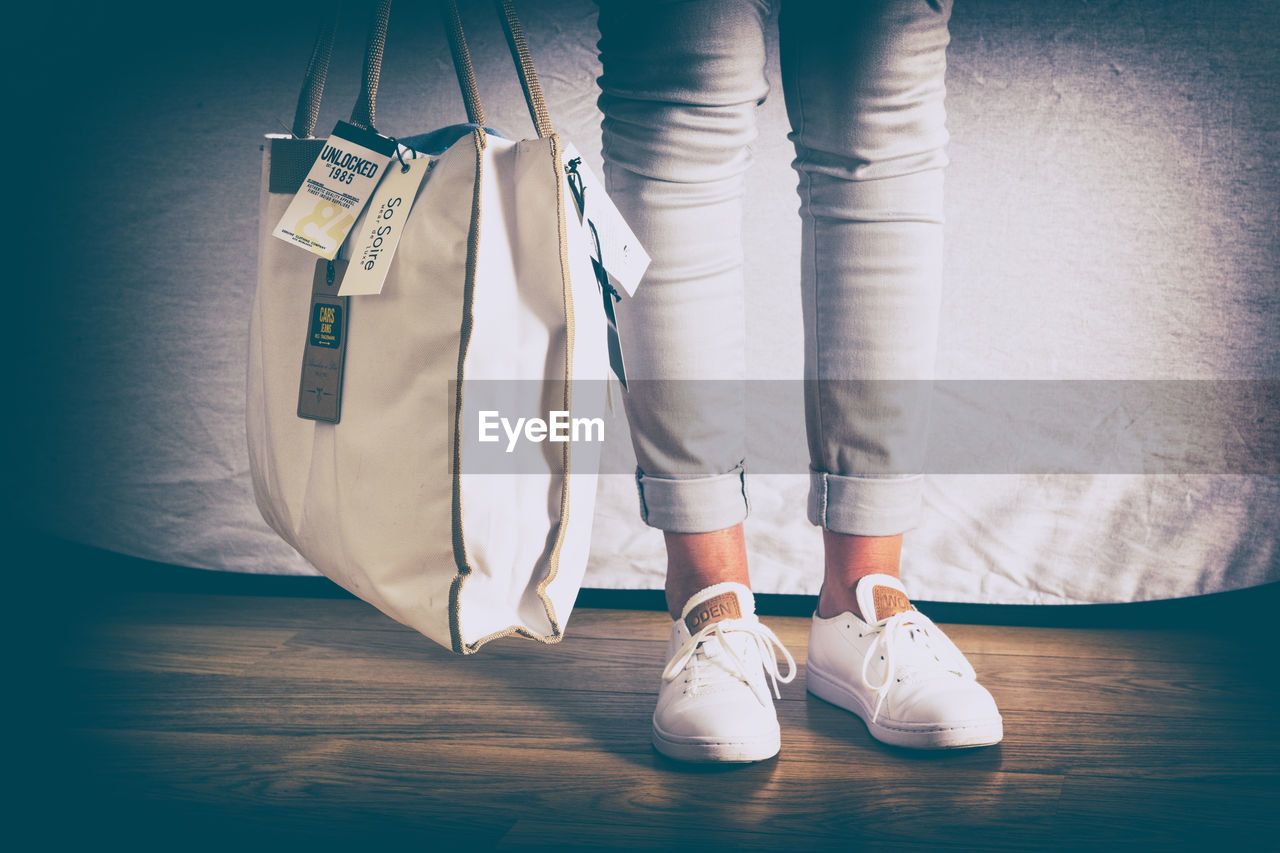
273, 121, 398, 260
563, 143, 650, 297
297, 259, 350, 423
338, 155, 433, 296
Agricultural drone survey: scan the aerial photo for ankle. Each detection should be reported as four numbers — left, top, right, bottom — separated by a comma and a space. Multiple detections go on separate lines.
664, 525, 750, 619
817, 582, 861, 621
819, 530, 904, 620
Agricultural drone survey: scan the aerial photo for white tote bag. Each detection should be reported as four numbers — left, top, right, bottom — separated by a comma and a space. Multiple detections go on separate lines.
247, 0, 608, 653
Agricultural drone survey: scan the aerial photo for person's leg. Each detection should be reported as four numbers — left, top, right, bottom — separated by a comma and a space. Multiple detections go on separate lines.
597, 0, 770, 616
597, 0, 797, 763
819, 530, 902, 618
780, 0, 951, 621
783, 0, 1002, 749
664, 527, 750, 619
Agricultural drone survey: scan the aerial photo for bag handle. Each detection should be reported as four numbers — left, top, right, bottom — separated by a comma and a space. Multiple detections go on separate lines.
291, 0, 391, 138
442, 0, 554, 138
290, 0, 554, 140
482, 0, 555, 138
440, 0, 486, 129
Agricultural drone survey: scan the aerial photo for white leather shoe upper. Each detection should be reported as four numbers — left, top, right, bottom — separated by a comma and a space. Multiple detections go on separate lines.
652, 582, 796, 761
807, 574, 1001, 741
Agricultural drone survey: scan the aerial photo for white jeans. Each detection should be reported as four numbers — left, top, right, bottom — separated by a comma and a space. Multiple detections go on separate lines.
597, 0, 953, 535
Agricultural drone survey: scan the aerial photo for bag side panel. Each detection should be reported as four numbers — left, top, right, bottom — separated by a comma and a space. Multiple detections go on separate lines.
540, 139, 611, 626
248, 137, 323, 554
455, 136, 610, 649
247, 134, 477, 650
455, 136, 558, 645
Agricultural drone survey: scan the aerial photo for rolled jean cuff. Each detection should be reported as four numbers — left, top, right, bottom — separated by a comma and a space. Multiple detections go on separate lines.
807, 470, 923, 536
635, 464, 750, 534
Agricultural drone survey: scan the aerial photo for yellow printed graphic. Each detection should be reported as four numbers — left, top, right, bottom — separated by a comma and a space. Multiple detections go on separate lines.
294, 200, 355, 247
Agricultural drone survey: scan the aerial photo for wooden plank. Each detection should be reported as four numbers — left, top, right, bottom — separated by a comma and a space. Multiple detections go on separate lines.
74, 591, 674, 640
71, 728, 1064, 850
73, 593, 1253, 668
60, 624, 298, 676
496, 818, 1059, 853
237, 625, 669, 694
934, 622, 1243, 665
65, 663, 1280, 784
222, 622, 1277, 721
61, 729, 513, 845
69, 592, 399, 633
795, 698, 1280, 783
54, 592, 1280, 849
1053, 774, 1279, 846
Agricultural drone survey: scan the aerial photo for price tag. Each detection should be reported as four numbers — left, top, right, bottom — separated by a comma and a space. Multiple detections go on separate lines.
563, 143, 650, 297
338, 155, 433, 296
273, 121, 398, 260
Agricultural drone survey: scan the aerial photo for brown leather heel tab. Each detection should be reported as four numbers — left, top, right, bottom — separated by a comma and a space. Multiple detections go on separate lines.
873, 586, 913, 621
685, 592, 742, 633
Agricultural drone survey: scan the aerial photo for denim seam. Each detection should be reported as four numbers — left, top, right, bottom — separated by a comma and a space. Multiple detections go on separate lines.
789, 18, 829, 483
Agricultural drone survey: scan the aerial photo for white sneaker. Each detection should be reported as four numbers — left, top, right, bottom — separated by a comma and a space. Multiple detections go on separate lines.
652, 582, 797, 763
806, 573, 1003, 749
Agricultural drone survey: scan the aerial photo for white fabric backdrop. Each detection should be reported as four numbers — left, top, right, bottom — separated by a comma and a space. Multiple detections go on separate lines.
12, 0, 1278, 604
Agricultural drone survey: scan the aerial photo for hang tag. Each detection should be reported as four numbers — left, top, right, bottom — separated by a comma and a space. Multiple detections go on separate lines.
338, 155, 432, 296
563, 143, 650, 297
273, 121, 398, 260
597, 260, 629, 389
297, 259, 350, 423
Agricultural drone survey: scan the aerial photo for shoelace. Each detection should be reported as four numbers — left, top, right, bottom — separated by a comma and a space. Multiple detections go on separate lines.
662, 617, 797, 699
860, 610, 968, 723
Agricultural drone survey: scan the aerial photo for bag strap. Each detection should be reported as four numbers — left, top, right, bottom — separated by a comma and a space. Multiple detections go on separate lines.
442, 0, 554, 139
495, 0, 554, 138
440, 0, 485, 128
290, 0, 392, 138
290, 9, 338, 138
290, 0, 553, 140
349, 0, 393, 131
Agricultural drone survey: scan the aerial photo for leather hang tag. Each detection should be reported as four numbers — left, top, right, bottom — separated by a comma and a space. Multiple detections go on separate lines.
297, 258, 350, 424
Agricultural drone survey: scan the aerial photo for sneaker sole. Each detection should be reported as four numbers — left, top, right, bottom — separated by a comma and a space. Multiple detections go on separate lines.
651, 719, 781, 763
806, 663, 1003, 750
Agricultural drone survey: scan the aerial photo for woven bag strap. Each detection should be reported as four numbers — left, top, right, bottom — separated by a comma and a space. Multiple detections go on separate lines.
290, 0, 552, 139
440, 0, 486, 127
495, 0, 554, 138
442, 0, 554, 138
290, 0, 392, 138
290, 8, 339, 138
348, 0, 393, 130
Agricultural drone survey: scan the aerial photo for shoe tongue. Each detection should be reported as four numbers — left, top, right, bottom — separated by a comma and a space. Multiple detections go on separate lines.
681, 582, 754, 634
855, 574, 914, 624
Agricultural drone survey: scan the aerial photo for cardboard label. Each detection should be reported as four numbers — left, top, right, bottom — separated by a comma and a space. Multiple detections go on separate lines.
338, 155, 432, 296
298, 259, 350, 423
563, 143, 650, 297
273, 122, 398, 260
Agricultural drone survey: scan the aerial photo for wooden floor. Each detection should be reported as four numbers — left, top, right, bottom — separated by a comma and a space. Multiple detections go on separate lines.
43, 589, 1279, 850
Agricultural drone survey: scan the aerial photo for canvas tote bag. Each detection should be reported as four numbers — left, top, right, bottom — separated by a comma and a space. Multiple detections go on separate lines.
247, 0, 609, 654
